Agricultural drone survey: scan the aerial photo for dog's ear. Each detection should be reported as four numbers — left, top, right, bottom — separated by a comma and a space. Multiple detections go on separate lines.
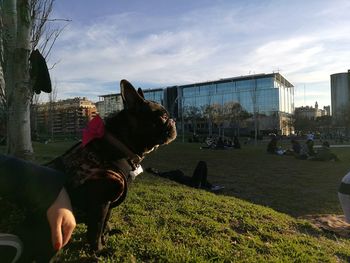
120, 79, 145, 109
137, 88, 145, 99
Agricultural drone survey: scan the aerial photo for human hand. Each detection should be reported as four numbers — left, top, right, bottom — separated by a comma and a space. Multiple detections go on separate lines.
46, 187, 76, 251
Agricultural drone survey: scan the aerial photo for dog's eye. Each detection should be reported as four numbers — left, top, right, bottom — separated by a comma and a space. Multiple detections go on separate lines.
159, 113, 168, 123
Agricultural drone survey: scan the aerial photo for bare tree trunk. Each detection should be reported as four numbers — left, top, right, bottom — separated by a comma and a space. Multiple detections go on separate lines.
1, 0, 66, 158
48, 81, 57, 140
3, 0, 33, 158
31, 93, 40, 139
0, 18, 5, 138
0, 5, 5, 118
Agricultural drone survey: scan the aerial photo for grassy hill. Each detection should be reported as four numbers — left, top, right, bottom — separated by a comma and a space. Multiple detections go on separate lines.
2, 140, 350, 262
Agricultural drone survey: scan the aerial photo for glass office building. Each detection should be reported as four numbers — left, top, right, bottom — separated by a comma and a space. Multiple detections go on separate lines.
97, 88, 165, 118
176, 73, 294, 135
142, 88, 164, 104
97, 73, 294, 135
331, 70, 350, 120
180, 73, 293, 117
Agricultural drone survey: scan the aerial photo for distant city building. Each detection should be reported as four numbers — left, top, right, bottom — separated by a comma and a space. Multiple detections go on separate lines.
98, 72, 295, 136
96, 94, 123, 118
323, 105, 331, 116
294, 102, 330, 120
31, 97, 97, 137
97, 88, 164, 118
331, 70, 350, 119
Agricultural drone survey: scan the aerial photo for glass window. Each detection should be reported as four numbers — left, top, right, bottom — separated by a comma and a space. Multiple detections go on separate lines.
144, 90, 164, 105
237, 80, 252, 91
217, 82, 233, 94
257, 77, 273, 89
200, 84, 216, 96
178, 76, 293, 116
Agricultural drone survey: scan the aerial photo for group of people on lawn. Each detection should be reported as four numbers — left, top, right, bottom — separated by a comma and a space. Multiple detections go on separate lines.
267, 134, 339, 162
201, 135, 241, 150
266, 133, 350, 226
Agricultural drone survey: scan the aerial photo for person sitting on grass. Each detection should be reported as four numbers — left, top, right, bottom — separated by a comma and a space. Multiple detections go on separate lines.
216, 137, 225, 149
286, 139, 301, 156
267, 135, 278, 154
291, 139, 301, 154
201, 136, 216, 149
233, 136, 241, 149
309, 141, 339, 162
306, 138, 316, 156
266, 135, 285, 155
146, 161, 224, 191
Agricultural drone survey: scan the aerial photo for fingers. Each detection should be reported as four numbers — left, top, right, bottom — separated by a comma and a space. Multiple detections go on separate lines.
50, 216, 63, 251
61, 215, 76, 247
49, 209, 76, 250
47, 188, 76, 251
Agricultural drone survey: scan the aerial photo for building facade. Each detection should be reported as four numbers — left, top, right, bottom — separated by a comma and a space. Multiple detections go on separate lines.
97, 88, 165, 118
331, 70, 350, 120
330, 70, 350, 136
295, 102, 330, 120
96, 94, 124, 118
176, 73, 294, 135
31, 97, 97, 138
97, 73, 295, 136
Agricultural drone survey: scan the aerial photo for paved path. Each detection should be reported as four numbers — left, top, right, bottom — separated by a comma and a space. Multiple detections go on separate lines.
314, 144, 350, 148
330, 144, 350, 148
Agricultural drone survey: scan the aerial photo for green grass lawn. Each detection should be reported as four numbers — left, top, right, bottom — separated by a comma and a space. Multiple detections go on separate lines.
1, 140, 350, 262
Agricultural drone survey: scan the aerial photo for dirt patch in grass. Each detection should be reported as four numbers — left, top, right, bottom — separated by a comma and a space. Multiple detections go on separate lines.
301, 214, 350, 238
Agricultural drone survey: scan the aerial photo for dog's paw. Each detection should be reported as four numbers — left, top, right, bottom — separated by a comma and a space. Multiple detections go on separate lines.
108, 228, 123, 236
101, 228, 123, 246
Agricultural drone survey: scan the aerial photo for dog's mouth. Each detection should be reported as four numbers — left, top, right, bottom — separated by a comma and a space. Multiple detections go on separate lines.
161, 118, 177, 144
153, 112, 176, 144
142, 119, 176, 154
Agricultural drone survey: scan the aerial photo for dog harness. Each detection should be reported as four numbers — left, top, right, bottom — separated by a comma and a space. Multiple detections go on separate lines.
46, 140, 140, 207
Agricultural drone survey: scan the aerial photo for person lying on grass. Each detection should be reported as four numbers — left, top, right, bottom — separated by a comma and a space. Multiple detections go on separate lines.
146, 161, 224, 191
0, 154, 76, 262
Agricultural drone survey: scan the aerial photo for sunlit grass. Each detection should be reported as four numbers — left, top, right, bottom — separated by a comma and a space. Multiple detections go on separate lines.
2, 140, 350, 262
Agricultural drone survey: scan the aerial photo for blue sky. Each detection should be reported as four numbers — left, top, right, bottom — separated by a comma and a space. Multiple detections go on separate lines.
49, 0, 350, 108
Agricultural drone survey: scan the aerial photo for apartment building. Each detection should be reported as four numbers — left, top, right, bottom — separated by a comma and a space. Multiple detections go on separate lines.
31, 97, 97, 137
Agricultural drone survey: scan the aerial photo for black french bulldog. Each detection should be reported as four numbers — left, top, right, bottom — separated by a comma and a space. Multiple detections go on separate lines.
46, 80, 177, 254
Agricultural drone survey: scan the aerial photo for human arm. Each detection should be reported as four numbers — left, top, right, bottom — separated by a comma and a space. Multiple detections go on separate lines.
0, 154, 66, 213
47, 187, 76, 250
0, 154, 75, 250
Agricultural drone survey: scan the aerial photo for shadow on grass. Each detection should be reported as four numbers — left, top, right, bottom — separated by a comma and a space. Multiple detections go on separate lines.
143, 143, 350, 218
213, 153, 347, 217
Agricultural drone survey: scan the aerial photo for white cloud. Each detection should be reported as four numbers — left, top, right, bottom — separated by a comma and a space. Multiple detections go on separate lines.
50, 1, 350, 107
